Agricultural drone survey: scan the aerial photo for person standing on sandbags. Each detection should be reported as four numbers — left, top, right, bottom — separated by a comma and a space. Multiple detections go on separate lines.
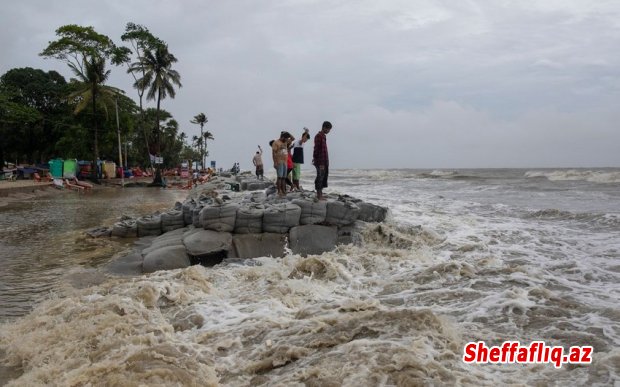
292, 127, 311, 191
272, 131, 292, 197
313, 121, 332, 201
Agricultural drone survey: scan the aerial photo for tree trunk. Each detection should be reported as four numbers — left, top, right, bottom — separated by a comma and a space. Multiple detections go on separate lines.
92, 89, 99, 180
151, 92, 163, 185
200, 123, 204, 171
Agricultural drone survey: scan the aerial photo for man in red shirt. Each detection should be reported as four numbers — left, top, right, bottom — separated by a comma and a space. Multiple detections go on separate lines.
312, 121, 332, 200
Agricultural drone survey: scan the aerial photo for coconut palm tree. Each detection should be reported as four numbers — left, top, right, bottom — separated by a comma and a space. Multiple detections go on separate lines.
202, 130, 214, 167
130, 43, 181, 184
190, 113, 207, 169
68, 55, 124, 165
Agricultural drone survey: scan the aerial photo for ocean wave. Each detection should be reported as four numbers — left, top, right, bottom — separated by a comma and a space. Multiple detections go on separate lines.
417, 170, 482, 180
525, 170, 620, 183
524, 208, 620, 227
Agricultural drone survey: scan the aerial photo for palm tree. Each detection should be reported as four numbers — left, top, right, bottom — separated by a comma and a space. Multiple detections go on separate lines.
190, 113, 207, 169
130, 43, 181, 183
68, 55, 123, 167
202, 130, 214, 168
192, 135, 203, 156
131, 44, 181, 154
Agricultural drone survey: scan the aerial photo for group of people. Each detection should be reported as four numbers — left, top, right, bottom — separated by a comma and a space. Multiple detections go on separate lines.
252, 121, 332, 200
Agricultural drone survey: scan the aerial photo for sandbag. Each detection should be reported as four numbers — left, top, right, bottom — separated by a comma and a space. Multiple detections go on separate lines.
292, 198, 327, 225
201, 203, 238, 232
111, 218, 137, 238
242, 191, 267, 204
262, 203, 301, 233
234, 204, 264, 234
357, 202, 389, 223
161, 209, 185, 232
325, 200, 360, 226
137, 213, 162, 237
182, 200, 195, 225
192, 205, 204, 228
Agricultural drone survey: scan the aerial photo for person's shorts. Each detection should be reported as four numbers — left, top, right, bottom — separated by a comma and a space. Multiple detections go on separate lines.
256, 165, 263, 175
293, 164, 301, 180
276, 162, 287, 178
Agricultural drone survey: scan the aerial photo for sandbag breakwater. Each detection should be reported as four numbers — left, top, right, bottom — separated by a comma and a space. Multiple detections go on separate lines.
100, 175, 389, 274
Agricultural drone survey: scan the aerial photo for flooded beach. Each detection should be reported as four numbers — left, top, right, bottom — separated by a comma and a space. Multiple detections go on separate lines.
0, 187, 187, 320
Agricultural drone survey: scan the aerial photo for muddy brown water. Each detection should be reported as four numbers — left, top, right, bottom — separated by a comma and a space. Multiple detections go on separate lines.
0, 187, 187, 321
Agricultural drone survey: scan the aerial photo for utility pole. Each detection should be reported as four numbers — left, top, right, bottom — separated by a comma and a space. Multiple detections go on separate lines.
115, 96, 124, 188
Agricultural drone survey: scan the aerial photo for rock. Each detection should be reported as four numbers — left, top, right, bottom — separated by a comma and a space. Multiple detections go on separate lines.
234, 204, 264, 234
183, 229, 232, 265
262, 203, 301, 233
289, 225, 338, 256
142, 245, 190, 273
358, 202, 389, 223
230, 233, 287, 258
325, 200, 360, 226
292, 198, 327, 225
201, 203, 238, 232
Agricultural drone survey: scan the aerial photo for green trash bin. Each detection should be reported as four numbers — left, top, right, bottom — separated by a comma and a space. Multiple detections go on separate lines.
49, 159, 64, 179
63, 159, 78, 179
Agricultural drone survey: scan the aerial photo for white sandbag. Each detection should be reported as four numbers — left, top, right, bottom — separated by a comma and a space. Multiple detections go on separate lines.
201, 203, 238, 232
262, 203, 301, 233
234, 204, 264, 234
325, 200, 360, 226
292, 198, 327, 225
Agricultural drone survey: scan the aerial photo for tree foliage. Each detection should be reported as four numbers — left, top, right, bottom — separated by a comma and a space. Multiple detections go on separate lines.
40, 24, 127, 165
1, 22, 194, 175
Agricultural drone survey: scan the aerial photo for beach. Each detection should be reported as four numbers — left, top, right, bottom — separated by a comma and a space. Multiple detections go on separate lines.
0, 168, 619, 385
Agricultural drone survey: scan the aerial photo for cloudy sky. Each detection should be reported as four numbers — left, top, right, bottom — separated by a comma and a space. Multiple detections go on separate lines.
2, 0, 619, 169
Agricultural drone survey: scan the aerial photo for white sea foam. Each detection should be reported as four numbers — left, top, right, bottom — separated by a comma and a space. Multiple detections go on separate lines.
525, 169, 620, 183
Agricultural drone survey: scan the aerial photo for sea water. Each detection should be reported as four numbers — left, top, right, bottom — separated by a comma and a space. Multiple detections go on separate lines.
0, 169, 618, 385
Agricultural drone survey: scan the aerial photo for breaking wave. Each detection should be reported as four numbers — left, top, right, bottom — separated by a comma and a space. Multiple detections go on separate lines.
525, 170, 620, 183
